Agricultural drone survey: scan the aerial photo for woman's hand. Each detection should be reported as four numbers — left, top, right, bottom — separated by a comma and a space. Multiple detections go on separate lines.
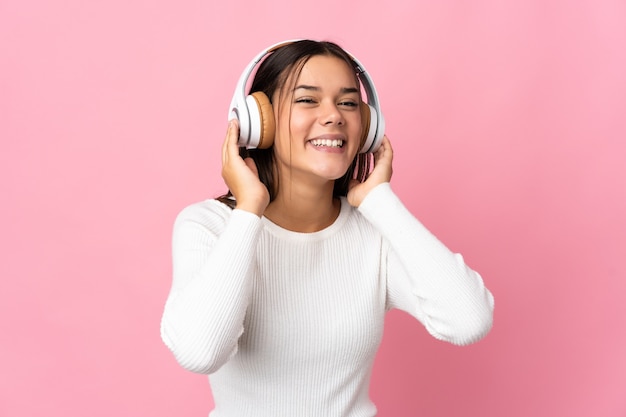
347, 135, 393, 207
221, 119, 270, 216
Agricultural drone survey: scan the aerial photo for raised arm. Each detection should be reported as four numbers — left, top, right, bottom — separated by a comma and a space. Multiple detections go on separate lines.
161, 119, 270, 373
351, 136, 493, 345
160, 204, 262, 374
359, 183, 494, 345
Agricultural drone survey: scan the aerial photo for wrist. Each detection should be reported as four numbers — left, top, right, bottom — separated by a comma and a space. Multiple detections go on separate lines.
235, 198, 268, 217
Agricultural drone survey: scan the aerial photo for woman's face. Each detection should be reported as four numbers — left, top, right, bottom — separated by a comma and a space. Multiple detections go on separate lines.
271, 55, 362, 185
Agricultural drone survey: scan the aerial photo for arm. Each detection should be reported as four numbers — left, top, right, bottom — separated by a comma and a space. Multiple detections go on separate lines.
350, 136, 493, 345
161, 120, 269, 373
359, 183, 494, 345
160, 203, 262, 374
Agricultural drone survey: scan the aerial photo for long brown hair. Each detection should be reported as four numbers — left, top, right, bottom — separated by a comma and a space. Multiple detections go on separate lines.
217, 40, 372, 209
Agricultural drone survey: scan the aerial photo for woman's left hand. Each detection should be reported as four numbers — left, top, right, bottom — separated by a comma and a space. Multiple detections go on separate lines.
347, 135, 393, 207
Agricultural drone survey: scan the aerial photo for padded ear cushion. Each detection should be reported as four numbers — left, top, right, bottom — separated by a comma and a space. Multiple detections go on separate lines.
359, 101, 372, 152
251, 92, 275, 149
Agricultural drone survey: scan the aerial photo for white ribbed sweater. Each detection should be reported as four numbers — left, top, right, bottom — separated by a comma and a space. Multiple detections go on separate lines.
161, 183, 494, 417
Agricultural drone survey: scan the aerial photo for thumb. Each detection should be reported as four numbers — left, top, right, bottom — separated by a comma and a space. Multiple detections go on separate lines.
348, 178, 360, 192
244, 157, 259, 177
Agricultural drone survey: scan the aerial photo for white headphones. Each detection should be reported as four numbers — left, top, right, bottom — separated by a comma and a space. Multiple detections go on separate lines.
228, 40, 385, 154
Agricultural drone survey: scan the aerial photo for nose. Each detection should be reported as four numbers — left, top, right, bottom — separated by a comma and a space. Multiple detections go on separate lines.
320, 101, 344, 126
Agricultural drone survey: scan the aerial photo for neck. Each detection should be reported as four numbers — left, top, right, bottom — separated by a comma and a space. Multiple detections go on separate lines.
264, 180, 340, 233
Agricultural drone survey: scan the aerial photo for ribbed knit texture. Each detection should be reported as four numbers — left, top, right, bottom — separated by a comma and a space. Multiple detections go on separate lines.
161, 182, 494, 417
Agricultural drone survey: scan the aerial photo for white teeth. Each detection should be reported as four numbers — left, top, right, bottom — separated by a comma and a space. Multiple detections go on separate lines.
310, 139, 344, 148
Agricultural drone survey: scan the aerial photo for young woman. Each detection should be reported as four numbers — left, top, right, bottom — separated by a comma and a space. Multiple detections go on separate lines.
161, 39, 494, 417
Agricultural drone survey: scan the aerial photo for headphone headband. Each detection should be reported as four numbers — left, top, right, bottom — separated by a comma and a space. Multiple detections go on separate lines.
229, 40, 385, 153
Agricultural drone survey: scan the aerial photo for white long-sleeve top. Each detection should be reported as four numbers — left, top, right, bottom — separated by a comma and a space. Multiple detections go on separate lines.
161, 182, 494, 417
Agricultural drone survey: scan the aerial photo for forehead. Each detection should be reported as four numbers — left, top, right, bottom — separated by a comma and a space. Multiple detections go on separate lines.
293, 55, 359, 88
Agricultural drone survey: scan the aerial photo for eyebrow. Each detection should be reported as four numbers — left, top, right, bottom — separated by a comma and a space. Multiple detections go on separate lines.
294, 85, 360, 94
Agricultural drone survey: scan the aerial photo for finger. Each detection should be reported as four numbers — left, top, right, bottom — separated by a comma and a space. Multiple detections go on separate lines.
222, 120, 232, 162
244, 157, 259, 177
222, 119, 239, 163
383, 135, 393, 155
374, 135, 392, 164
373, 135, 387, 164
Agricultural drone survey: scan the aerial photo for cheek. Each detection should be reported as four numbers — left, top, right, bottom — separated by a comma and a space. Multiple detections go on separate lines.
271, 107, 292, 149
272, 113, 302, 155
280, 108, 311, 140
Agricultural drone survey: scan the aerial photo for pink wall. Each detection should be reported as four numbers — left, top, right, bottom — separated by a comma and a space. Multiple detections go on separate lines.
2, 1, 625, 416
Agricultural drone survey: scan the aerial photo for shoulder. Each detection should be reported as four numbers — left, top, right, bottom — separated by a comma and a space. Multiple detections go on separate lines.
174, 198, 234, 236
339, 197, 380, 236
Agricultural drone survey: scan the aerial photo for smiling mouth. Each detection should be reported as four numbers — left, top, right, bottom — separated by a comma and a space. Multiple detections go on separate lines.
309, 139, 344, 148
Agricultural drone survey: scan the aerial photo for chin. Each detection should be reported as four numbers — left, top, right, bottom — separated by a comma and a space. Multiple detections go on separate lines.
310, 158, 355, 179
318, 169, 351, 182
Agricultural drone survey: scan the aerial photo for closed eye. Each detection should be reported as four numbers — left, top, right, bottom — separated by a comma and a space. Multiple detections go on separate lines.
295, 97, 317, 104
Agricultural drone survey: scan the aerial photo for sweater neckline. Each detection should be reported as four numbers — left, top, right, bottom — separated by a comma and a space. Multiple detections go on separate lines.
261, 197, 351, 241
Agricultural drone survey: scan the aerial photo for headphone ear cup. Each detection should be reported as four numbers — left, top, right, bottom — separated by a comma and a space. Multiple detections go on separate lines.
358, 102, 384, 154
248, 92, 275, 149
359, 101, 371, 153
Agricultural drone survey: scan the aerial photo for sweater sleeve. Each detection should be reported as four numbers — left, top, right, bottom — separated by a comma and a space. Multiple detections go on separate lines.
160, 201, 263, 374
358, 183, 494, 346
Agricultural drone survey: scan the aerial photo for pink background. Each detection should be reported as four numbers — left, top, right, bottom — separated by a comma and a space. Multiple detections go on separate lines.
2, 0, 625, 416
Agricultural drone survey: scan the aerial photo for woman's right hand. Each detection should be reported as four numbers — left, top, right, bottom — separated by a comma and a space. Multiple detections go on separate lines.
221, 119, 270, 216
